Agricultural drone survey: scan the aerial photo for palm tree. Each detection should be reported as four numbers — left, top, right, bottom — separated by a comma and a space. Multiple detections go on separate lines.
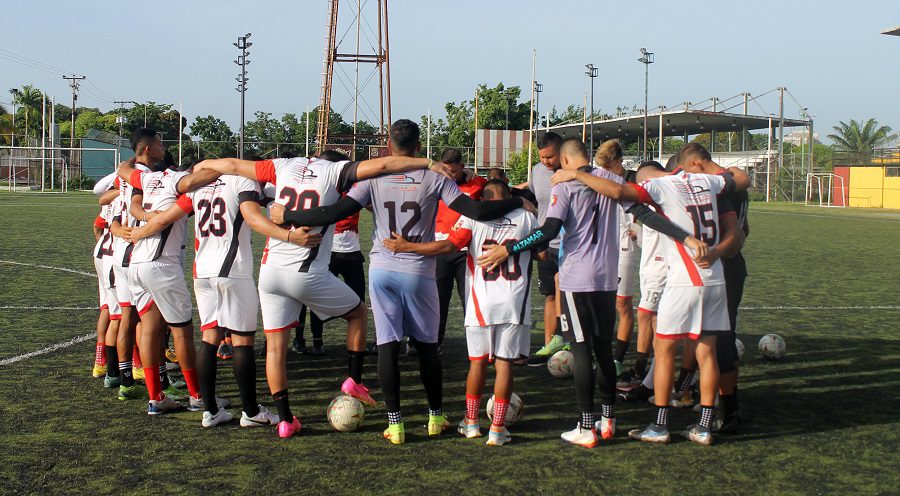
9, 85, 44, 140
828, 118, 898, 164
0, 104, 13, 145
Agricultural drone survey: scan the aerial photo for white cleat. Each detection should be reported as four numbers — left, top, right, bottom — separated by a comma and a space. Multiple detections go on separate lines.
188, 395, 231, 412
560, 424, 597, 448
628, 423, 671, 444
594, 416, 616, 440
486, 427, 512, 446
240, 405, 280, 427
147, 395, 182, 415
201, 409, 233, 427
457, 419, 482, 439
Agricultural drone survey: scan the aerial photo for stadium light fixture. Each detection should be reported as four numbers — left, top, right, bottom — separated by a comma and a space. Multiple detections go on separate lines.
638, 48, 654, 160
235, 33, 252, 158
585, 64, 597, 156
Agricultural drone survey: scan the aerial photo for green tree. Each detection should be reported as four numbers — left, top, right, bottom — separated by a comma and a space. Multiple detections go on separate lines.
505, 143, 537, 185
73, 109, 118, 138
189, 115, 235, 159
0, 104, 13, 145
9, 84, 44, 139
827, 118, 897, 163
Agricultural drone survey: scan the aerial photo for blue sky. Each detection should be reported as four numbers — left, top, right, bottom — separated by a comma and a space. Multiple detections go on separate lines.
3, 0, 899, 142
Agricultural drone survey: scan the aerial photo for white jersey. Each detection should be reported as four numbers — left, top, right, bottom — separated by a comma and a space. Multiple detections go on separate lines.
112, 164, 149, 267
186, 175, 261, 279
639, 205, 667, 277
618, 205, 641, 256
93, 203, 116, 260
255, 157, 359, 273
128, 168, 191, 265
332, 230, 360, 253
633, 170, 727, 287
449, 208, 538, 327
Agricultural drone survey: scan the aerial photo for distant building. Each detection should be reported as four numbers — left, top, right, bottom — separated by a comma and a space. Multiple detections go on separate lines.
782, 129, 819, 147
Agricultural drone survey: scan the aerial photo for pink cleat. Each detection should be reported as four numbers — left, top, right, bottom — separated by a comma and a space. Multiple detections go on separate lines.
341, 377, 376, 407
277, 416, 302, 439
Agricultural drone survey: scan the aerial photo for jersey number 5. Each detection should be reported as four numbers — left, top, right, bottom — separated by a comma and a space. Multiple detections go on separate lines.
685, 204, 717, 244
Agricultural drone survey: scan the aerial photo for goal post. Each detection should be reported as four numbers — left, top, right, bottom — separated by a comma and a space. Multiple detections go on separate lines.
805, 172, 846, 208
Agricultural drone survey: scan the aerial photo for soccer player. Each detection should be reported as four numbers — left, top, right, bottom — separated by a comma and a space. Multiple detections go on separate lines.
125, 164, 320, 428
432, 148, 486, 352
116, 129, 223, 415
525, 132, 566, 366
273, 119, 531, 445
478, 138, 701, 448
196, 143, 451, 438
382, 179, 540, 446
548, 148, 748, 445
91, 200, 118, 381
677, 143, 750, 433
487, 167, 538, 206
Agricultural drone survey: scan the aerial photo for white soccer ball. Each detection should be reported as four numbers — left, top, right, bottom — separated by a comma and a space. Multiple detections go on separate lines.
327, 395, 365, 432
735, 338, 745, 361
758, 334, 786, 360
547, 350, 574, 379
486, 392, 524, 426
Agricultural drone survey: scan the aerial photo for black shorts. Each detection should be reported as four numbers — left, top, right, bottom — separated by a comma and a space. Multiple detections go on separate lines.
723, 252, 747, 333
558, 290, 616, 343
536, 248, 560, 296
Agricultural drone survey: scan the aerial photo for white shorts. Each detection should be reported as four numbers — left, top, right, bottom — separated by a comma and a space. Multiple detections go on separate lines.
466, 323, 530, 361
112, 263, 133, 309
194, 277, 259, 333
638, 273, 666, 314
128, 261, 193, 325
617, 251, 638, 298
94, 256, 108, 310
258, 265, 360, 333
656, 285, 730, 340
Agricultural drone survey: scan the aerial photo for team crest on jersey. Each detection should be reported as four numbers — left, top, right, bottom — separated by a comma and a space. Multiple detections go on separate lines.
385, 174, 421, 185
551, 194, 558, 206
294, 163, 319, 184
451, 217, 466, 231
487, 216, 517, 229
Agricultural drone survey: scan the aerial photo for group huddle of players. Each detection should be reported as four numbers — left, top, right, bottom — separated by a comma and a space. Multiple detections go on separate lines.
88, 119, 749, 447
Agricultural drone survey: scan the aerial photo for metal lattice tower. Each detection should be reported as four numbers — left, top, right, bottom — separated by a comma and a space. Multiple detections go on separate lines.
317, 0, 392, 158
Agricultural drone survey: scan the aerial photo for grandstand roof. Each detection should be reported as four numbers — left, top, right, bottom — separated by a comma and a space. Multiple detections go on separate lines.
882, 26, 900, 36
544, 109, 811, 143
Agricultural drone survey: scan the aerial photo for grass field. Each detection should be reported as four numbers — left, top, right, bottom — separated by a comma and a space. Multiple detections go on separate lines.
0, 193, 898, 495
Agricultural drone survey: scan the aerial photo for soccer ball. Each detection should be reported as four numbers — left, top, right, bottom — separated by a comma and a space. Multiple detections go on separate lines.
326, 395, 365, 432
486, 393, 524, 426
735, 338, 745, 361
547, 350, 574, 379
758, 334, 786, 360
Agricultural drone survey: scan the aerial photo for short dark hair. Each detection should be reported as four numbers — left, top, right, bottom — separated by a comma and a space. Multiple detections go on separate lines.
486, 167, 508, 183
538, 132, 562, 151
281, 151, 298, 159
560, 137, 589, 161
638, 160, 665, 173
664, 154, 679, 171
318, 150, 350, 162
440, 148, 463, 165
389, 119, 420, 154
131, 128, 158, 153
678, 142, 712, 165
482, 179, 511, 200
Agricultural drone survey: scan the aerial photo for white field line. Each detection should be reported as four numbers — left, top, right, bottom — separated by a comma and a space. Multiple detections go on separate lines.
0, 332, 94, 366
0, 305, 96, 310
753, 209, 900, 223
0, 260, 96, 278
0, 203, 97, 207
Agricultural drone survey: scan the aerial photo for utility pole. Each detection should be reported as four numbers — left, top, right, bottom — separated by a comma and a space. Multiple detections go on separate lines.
113, 100, 135, 147
638, 48, 654, 160
234, 33, 252, 159
63, 75, 85, 150
585, 64, 597, 155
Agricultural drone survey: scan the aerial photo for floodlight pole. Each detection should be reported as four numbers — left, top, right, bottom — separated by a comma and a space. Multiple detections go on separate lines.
638, 48, 653, 160
235, 33, 252, 159
585, 64, 597, 156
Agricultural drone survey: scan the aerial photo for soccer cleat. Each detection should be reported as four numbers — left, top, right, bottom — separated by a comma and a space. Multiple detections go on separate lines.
147, 395, 182, 415
628, 423, 671, 444
132, 367, 145, 381
103, 375, 121, 388
427, 414, 450, 436
165, 347, 178, 363
340, 377, 376, 407
217, 342, 233, 360
383, 422, 405, 444
561, 424, 597, 448
201, 409, 234, 428
165, 361, 180, 372
619, 385, 653, 402
614, 360, 625, 378
118, 384, 145, 401
682, 424, 713, 446
168, 376, 187, 390
291, 337, 308, 354
527, 335, 566, 366
714, 412, 742, 434
670, 390, 695, 408
92, 363, 107, 378
616, 370, 642, 391
188, 395, 232, 412
457, 419, 482, 439
163, 385, 187, 400
311, 344, 325, 356
240, 405, 280, 427
486, 426, 512, 446
277, 416, 302, 438
595, 416, 616, 440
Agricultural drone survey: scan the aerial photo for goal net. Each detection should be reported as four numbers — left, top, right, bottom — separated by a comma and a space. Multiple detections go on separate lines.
805, 172, 845, 208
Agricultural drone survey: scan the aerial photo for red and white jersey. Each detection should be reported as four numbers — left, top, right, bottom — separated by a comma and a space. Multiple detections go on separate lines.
112, 164, 149, 267
93, 203, 116, 260
631, 170, 727, 287
128, 168, 192, 265
639, 205, 667, 277
332, 211, 361, 253
618, 205, 640, 257
448, 208, 538, 327
255, 157, 359, 273
185, 175, 261, 279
